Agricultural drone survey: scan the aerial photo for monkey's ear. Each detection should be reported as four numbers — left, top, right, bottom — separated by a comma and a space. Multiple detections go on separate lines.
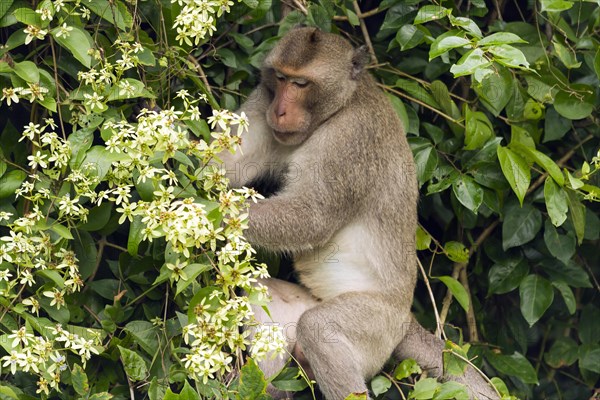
351, 45, 370, 79
309, 27, 321, 43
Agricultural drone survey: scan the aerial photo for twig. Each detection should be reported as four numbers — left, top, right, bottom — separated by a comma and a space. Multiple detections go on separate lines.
417, 258, 445, 340
379, 84, 465, 127
333, 6, 387, 21
353, 0, 378, 64
291, 0, 308, 15
382, 371, 407, 400
447, 350, 503, 399
459, 266, 479, 342
187, 55, 213, 97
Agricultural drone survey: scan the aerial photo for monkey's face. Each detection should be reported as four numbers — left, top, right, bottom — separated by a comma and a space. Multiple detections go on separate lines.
264, 68, 314, 146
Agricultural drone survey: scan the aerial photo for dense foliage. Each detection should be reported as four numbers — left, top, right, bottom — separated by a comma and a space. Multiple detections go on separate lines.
0, 0, 599, 399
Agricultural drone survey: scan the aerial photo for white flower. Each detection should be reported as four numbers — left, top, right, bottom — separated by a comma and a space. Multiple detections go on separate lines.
1, 87, 21, 106
55, 23, 73, 38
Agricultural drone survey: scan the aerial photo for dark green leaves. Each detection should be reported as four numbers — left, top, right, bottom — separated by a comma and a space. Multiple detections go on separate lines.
554, 85, 595, 120
51, 26, 93, 68
497, 146, 530, 205
502, 202, 542, 250
519, 275, 554, 326
487, 352, 538, 384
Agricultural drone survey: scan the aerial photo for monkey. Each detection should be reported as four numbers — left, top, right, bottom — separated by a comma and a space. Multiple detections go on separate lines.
216, 27, 499, 400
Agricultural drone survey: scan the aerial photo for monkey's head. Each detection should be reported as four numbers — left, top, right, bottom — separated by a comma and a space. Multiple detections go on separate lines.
261, 27, 370, 146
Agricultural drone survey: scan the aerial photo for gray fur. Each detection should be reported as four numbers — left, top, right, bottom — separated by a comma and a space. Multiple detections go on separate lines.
219, 27, 499, 400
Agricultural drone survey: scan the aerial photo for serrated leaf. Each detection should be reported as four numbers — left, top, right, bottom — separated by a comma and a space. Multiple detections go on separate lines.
239, 359, 267, 399
394, 358, 422, 380
497, 146, 530, 206
438, 276, 470, 312
51, 25, 92, 68
519, 274, 554, 326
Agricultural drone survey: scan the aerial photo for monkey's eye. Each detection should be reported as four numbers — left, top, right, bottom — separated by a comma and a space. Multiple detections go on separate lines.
291, 78, 309, 88
275, 71, 286, 81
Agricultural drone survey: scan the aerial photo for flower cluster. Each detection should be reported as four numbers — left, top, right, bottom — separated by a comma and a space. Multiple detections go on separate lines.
172, 0, 235, 45
0, 325, 101, 396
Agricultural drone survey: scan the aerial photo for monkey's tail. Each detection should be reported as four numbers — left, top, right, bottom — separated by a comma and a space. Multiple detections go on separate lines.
393, 317, 500, 400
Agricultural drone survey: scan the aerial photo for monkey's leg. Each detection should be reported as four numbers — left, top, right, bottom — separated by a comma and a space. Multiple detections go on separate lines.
296, 292, 410, 400
394, 317, 500, 400
249, 278, 319, 399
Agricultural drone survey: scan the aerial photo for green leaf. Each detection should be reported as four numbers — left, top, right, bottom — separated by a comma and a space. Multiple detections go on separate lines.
488, 259, 529, 295
51, 25, 92, 68
13, 7, 42, 27
540, 0, 573, 12
552, 39, 581, 69
271, 367, 309, 391
543, 220, 575, 264
544, 177, 568, 227
416, 226, 432, 250
497, 146, 530, 206
371, 376, 391, 396
394, 358, 422, 380
452, 175, 483, 213
411, 377, 440, 399
13, 60, 39, 83
0, 170, 27, 199
566, 190, 586, 245
444, 241, 469, 263
554, 84, 595, 120
179, 381, 201, 400
478, 32, 527, 46
510, 142, 564, 186
414, 5, 450, 24
474, 66, 513, 116
439, 276, 469, 312
175, 264, 211, 295
544, 337, 578, 368
118, 345, 148, 381
579, 305, 600, 344
0, 0, 13, 19
464, 107, 494, 150
72, 364, 89, 396
107, 78, 154, 101
429, 35, 471, 60
487, 352, 538, 384
580, 347, 600, 374
448, 15, 482, 38
443, 341, 469, 376
396, 24, 425, 51
433, 381, 469, 400
543, 107, 571, 142
127, 215, 145, 256
413, 144, 438, 185
386, 94, 409, 132
552, 281, 576, 315
487, 44, 530, 69
519, 274, 554, 326
594, 48, 600, 81
125, 321, 159, 356
239, 359, 267, 399
450, 48, 492, 77
86, 0, 133, 31
502, 202, 542, 250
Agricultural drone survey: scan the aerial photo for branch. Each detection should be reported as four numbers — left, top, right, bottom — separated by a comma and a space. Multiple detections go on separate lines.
352, 0, 378, 65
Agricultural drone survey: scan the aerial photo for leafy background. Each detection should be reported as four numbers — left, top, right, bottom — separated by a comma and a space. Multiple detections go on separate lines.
0, 0, 599, 399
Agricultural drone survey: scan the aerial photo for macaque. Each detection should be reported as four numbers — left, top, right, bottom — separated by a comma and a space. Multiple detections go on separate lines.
218, 27, 499, 400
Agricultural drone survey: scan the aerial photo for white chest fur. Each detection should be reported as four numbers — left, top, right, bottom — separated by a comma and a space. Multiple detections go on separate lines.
294, 222, 380, 300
